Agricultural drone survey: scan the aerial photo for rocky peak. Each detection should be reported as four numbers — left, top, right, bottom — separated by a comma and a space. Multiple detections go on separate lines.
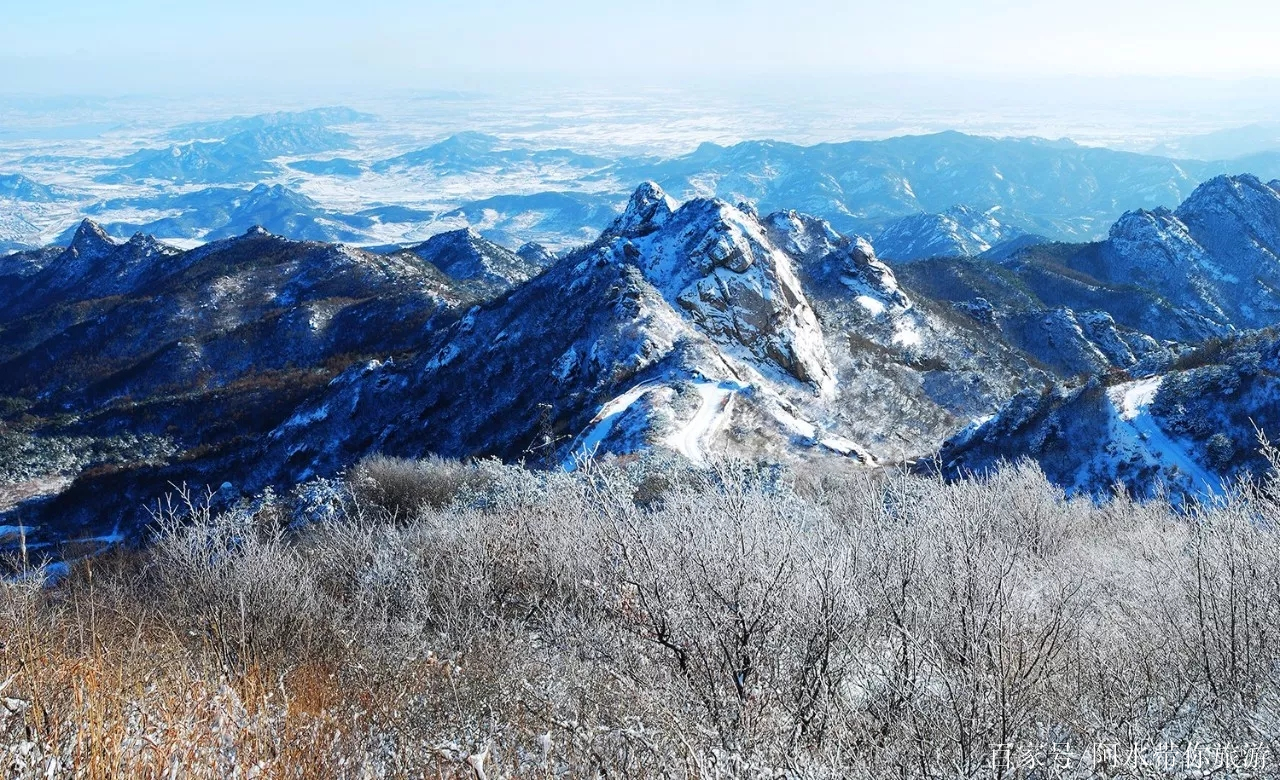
66, 219, 117, 262
763, 210, 845, 260
1173, 174, 1280, 265
614, 196, 836, 394
244, 182, 313, 207
1102, 207, 1211, 282
1175, 174, 1279, 219
763, 210, 907, 309
1098, 206, 1232, 327
125, 231, 158, 249
837, 235, 910, 309
605, 181, 677, 238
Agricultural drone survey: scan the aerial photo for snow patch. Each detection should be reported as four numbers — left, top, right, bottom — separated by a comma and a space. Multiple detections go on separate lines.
892, 321, 923, 347
1105, 376, 1223, 497
565, 382, 660, 469
855, 295, 886, 316
282, 403, 330, 429
1112, 376, 1162, 420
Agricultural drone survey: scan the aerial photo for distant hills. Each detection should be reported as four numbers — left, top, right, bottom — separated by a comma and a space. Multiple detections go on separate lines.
0, 173, 69, 202
8, 110, 1280, 282
371, 131, 611, 175
9, 107, 1280, 254
79, 183, 369, 244
165, 106, 375, 141
1151, 123, 1280, 161
621, 132, 1280, 240
101, 125, 355, 184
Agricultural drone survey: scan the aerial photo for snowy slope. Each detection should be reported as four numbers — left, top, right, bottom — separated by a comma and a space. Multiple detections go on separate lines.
938, 331, 1280, 498
874, 205, 1024, 262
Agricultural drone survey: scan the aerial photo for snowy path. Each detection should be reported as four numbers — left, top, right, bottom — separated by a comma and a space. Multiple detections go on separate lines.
1125, 409, 1222, 495
564, 382, 658, 469
664, 380, 745, 466
1107, 377, 1222, 496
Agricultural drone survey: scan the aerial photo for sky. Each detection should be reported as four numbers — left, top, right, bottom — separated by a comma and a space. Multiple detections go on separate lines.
5, 0, 1280, 95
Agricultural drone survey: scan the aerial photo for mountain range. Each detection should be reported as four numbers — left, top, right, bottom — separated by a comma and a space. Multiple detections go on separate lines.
371, 131, 612, 175
101, 124, 356, 185
8, 171, 1280, 554
80, 183, 370, 244
12, 109, 1280, 256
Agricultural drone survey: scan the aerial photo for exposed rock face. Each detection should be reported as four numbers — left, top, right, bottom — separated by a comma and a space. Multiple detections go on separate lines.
763, 210, 909, 309
65, 219, 117, 263
606, 185, 836, 394
603, 180, 677, 239
1100, 207, 1230, 324
1175, 175, 1280, 263
1073, 175, 1280, 330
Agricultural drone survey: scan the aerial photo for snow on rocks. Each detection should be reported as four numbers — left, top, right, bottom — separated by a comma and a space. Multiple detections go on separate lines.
603, 181, 677, 239
609, 185, 838, 396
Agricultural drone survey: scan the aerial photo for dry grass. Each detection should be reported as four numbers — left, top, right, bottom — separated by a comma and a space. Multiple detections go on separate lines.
4, 454, 1280, 777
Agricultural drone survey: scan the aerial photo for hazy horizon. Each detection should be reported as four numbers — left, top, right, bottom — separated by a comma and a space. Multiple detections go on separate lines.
8, 0, 1280, 154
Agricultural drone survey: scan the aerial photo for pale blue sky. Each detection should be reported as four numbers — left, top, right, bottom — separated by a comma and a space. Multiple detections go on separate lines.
4, 0, 1280, 93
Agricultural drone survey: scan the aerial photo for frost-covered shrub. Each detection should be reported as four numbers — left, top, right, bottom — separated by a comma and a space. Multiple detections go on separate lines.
9, 455, 1280, 777
1207, 431, 1236, 469
0, 430, 176, 483
348, 453, 497, 518
146, 486, 334, 672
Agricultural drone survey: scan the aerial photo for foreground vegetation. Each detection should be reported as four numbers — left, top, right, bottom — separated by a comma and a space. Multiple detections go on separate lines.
3, 453, 1280, 778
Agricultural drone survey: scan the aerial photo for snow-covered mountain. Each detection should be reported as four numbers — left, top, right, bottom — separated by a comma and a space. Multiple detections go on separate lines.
928, 176, 1280, 498
620, 132, 1269, 240
938, 330, 1280, 500
1015, 174, 1280, 332
436, 191, 621, 250
0, 173, 68, 203
164, 107, 375, 141
372, 132, 611, 176
0, 174, 73, 251
11, 172, 1280, 548
102, 125, 354, 184
395, 227, 553, 294
873, 205, 1025, 261
1150, 123, 1280, 161
0, 182, 1038, 543
83, 184, 369, 244
254, 183, 929, 487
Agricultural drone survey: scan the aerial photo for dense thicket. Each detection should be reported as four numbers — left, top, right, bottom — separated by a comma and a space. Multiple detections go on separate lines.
3, 453, 1279, 778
